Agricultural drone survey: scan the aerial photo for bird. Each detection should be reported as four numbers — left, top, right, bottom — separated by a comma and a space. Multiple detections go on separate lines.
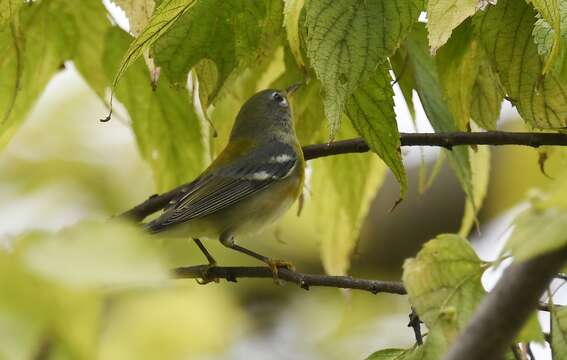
145, 86, 305, 279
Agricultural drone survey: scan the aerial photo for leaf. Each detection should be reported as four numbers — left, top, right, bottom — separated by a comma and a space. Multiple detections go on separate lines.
366, 348, 417, 360
530, 0, 563, 74
403, 234, 485, 332
390, 46, 417, 119
108, 0, 197, 102
303, 0, 420, 138
0, 0, 21, 27
435, 20, 478, 130
552, 305, 567, 358
404, 24, 474, 202
153, 0, 284, 105
0, 1, 77, 148
459, 133, 490, 237
346, 61, 407, 199
476, 0, 567, 128
427, 0, 485, 53
470, 51, 504, 130
19, 220, 169, 288
284, 0, 306, 68
103, 27, 206, 191
113, 0, 156, 35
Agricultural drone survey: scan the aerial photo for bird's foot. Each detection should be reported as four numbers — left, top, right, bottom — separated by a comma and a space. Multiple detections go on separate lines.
266, 259, 295, 284
196, 262, 220, 285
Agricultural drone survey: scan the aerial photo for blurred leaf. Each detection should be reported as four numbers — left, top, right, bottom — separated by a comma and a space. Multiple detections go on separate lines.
153, 0, 284, 104
303, 0, 420, 138
427, 0, 482, 53
108, 0, 197, 97
530, 0, 564, 74
470, 51, 504, 130
98, 286, 244, 360
552, 305, 567, 358
459, 140, 490, 238
70, 0, 113, 98
18, 220, 169, 288
366, 348, 418, 360
0, 0, 21, 27
113, 0, 156, 35
405, 24, 473, 202
346, 62, 406, 199
284, 0, 305, 68
104, 27, 205, 191
403, 234, 485, 337
0, 0, 76, 148
435, 21, 478, 130
517, 313, 544, 343
476, 0, 567, 128
504, 207, 567, 261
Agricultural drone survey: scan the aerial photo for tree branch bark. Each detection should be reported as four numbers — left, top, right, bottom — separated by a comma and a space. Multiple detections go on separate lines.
443, 246, 567, 360
120, 131, 567, 222
174, 265, 407, 294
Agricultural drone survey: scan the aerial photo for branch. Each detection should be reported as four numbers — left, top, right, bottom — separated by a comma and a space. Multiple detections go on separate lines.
120, 131, 567, 222
443, 246, 567, 360
173, 265, 407, 295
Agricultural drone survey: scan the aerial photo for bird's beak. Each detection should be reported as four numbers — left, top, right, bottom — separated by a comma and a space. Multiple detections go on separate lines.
286, 82, 303, 96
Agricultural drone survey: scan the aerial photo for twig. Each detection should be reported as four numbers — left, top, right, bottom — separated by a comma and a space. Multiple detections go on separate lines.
173, 265, 407, 295
408, 307, 423, 345
120, 131, 567, 221
443, 246, 567, 360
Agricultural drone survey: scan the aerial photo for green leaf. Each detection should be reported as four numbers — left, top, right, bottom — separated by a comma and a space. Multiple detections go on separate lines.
113, 0, 156, 35
459, 134, 490, 237
153, 0, 284, 105
284, 0, 306, 68
0, 0, 22, 27
303, 0, 420, 138
552, 306, 567, 358
530, 0, 563, 74
390, 46, 417, 119
404, 24, 473, 202
517, 313, 544, 343
403, 234, 485, 332
346, 62, 407, 199
104, 27, 206, 191
469, 51, 504, 130
366, 348, 417, 360
108, 0, 197, 102
18, 220, 169, 288
0, 1, 77, 148
435, 20, 478, 130
427, 0, 483, 53
476, 0, 567, 128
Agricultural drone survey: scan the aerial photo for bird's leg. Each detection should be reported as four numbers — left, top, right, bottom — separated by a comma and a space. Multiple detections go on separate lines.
220, 233, 295, 283
192, 238, 218, 284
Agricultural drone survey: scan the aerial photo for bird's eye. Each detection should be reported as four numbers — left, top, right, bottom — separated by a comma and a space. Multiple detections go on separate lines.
271, 92, 287, 106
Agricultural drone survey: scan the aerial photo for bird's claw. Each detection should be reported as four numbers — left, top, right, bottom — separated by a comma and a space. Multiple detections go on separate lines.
266, 259, 295, 284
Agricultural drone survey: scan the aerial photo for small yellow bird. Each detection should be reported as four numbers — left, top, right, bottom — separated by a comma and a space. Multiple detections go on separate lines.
146, 87, 305, 276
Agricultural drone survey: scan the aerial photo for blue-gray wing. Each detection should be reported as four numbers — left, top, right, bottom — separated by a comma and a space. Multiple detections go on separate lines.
146, 142, 298, 232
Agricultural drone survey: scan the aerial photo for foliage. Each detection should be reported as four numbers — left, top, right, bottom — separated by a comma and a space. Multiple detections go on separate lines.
3, 0, 567, 358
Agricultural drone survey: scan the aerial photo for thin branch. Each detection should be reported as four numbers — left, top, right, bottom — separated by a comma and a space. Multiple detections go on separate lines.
120, 131, 567, 221
173, 265, 407, 295
408, 308, 423, 345
443, 246, 567, 360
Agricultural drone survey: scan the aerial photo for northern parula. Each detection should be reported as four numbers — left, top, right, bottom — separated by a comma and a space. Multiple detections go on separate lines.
146, 87, 305, 276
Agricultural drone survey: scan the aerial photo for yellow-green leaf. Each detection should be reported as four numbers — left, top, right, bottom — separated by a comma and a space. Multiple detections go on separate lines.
530, 0, 563, 74
469, 51, 504, 130
476, 0, 567, 128
0, 0, 21, 27
108, 0, 197, 100
284, 0, 306, 68
346, 62, 407, 199
153, 0, 284, 105
19, 221, 169, 288
427, 0, 484, 53
304, 0, 420, 138
366, 348, 418, 360
113, 0, 156, 35
403, 234, 485, 331
104, 27, 206, 191
405, 24, 474, 202
0, 0, 77, 148
552, 306, 567, 358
